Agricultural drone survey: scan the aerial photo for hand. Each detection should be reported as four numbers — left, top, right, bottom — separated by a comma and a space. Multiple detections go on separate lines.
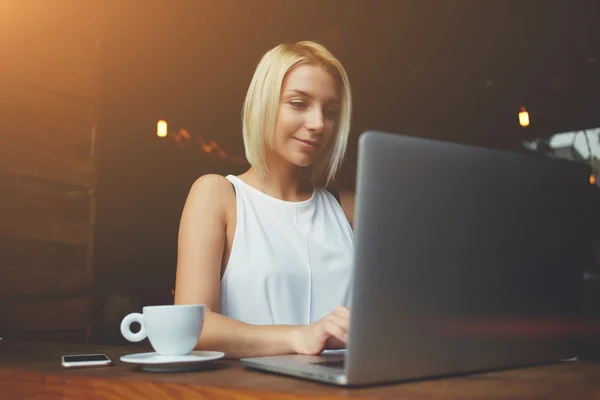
290, 306, 350, 355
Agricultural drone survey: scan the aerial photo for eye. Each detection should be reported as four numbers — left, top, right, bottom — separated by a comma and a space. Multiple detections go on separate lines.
289, 100, 307, 109
323, 107, 338, 119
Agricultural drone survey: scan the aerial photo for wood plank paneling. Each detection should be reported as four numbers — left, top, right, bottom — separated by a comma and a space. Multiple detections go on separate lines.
0, 297, 91, 331
0, 113, 92, 157
0, 237, 86, 270
0, 0, 99, 343
0, 211, 91, 246
0, 141, 94, 188
0, 268, 90, 296
0, 175, 90, 222
1, 186, 89, 216
0, 50, 98, 102
3, 81, 96, 125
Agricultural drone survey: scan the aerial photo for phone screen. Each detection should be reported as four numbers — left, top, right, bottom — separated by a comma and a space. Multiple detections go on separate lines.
63, 354, 110, 363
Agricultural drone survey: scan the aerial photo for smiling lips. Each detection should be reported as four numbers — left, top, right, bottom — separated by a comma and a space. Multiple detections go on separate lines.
294, 138, 320, 151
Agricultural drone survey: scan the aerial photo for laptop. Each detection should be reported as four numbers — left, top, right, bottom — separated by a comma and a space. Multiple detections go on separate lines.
240, 130, 595, 386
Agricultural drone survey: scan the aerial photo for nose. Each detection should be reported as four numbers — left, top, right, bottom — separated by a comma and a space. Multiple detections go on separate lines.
305, 107, 324, 133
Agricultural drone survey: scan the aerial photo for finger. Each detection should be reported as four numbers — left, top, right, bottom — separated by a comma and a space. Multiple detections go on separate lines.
323, 319, 348, 343
332, 306, 350, 319
326, 313, 349, 332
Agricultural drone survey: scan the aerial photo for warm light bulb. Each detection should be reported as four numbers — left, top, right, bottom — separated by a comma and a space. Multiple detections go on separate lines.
590, 174, 596, 185
519, 107, 529, 127
157, 120, 168, 137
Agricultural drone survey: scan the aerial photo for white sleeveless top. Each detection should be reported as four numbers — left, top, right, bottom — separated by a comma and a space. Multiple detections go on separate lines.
220, 175, 355, 326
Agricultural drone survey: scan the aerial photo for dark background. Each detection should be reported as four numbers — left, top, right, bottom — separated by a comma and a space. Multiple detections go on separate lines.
92, 0, 600, 334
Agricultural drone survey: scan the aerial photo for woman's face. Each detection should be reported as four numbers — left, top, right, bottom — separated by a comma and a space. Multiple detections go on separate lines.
269, 64, 340, 168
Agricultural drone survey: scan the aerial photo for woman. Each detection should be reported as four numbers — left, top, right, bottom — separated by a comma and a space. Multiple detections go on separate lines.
174, 40, 355, 359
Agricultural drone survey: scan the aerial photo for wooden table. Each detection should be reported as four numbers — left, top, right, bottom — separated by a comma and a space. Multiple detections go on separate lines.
1, 340, 600, 399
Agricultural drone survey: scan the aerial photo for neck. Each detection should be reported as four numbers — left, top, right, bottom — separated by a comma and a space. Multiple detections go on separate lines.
242, 158, 313, 202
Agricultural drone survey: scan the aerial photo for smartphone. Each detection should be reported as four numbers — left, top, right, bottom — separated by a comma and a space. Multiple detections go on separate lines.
61, 354, 112, 368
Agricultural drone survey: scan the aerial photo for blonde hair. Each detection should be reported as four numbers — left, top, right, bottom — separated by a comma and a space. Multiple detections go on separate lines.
242, 40, 352, 186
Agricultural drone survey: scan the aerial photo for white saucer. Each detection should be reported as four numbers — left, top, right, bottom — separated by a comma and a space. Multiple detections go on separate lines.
120, 351, 225, 372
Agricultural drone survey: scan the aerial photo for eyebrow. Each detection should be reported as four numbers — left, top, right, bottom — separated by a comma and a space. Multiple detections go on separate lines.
284, 89, 339, 103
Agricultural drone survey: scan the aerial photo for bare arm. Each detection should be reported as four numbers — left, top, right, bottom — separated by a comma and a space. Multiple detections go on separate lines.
174, 174, 299, 359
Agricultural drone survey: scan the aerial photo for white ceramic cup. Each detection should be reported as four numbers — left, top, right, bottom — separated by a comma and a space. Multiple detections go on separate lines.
120, 304, 205, 356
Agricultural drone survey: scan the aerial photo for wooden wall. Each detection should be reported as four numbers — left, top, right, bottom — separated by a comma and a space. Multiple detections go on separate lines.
0, 2, 101, 342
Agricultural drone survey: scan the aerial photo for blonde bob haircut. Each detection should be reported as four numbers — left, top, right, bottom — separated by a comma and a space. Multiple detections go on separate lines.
242, 40, 352, 186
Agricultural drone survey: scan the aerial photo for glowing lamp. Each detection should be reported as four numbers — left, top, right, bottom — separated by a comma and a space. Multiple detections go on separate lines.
157, 120, 168, 137
519, 107, 530, 127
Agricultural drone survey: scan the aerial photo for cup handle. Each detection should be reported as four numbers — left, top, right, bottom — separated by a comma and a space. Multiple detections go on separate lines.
120, 312, 147, 342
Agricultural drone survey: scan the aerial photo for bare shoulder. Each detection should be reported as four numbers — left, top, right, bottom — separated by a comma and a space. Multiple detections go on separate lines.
187, 174, 235, 202
188, 174, 234, 197
338, 188, 355, 229
182, 174, 236, 219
